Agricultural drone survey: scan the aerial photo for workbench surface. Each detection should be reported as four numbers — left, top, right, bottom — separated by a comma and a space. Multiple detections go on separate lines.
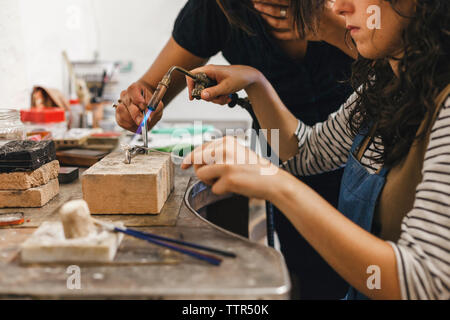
0, 167, 290, 299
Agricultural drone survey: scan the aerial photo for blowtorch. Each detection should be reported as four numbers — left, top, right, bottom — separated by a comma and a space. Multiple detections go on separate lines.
124, 66, 251, 164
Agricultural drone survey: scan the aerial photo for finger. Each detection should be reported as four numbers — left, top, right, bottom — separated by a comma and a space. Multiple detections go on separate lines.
259, 13, 291, 30
181, 145, 204, 170
181, 151, 195, 170
186, 138, 225, 169
189, 65, 216, 76
188, 65, 217, 85
271, 29, 299, 41
211, 95, 232, 106
140, 88, 155, 110
181, 141, 215, 169
186, 76, 195, 101
115, 104, 138, 132
253, 0, 290, 7
196, 165, 234, 195
190, 65, 235, 101
192, 162, 207, 173
253, 2, 289, 19
149, 99, 164, 116
193, 141, 218, 166
120, 90, 132, 107
147, 101, 164, 130
211, 177, 232, 195
147, 111, 162, 130
128, 84, 147, 109
201, 79, 235, 102
149, 100, 164, 120
124, 103, 146, 127
196, 164, 228, 185
195, 173, 217, 187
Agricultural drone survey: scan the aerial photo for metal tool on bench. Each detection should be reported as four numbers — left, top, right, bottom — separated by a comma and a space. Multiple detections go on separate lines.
123, 145, 184, 165
93, 219, 236, 266
123, 145, 146, 164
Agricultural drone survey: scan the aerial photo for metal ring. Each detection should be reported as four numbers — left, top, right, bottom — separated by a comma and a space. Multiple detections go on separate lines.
280, 7, 287, 18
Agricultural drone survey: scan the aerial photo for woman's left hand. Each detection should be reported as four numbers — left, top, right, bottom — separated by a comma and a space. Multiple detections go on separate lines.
253, 0, 299, 40
181, 137, 282, 200
253, 0, 344, 42
186, 65, 262, 106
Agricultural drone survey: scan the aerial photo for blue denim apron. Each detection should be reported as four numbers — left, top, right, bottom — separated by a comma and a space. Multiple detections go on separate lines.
338, 129, 388, 300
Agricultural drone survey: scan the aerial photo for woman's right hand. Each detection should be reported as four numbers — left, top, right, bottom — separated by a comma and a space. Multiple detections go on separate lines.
115, 81, 164, 132
186, 65, 263, 105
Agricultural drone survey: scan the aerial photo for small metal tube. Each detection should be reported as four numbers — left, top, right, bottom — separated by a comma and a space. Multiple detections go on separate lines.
165, 66, 197, 81
143, 81, 169, 151
138, 66, 202, 156
145, 66, 198, 111
147, 82, 168, 110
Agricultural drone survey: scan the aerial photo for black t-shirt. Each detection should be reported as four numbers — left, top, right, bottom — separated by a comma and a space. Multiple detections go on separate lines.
172, 0, 353, 126
172, 0, 353, 299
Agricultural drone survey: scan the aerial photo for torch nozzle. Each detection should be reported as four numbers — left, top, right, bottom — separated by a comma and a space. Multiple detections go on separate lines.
145, 66, 199, 111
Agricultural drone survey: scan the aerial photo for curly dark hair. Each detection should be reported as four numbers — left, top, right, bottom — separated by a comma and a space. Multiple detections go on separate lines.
348, 0, 450, 167
216, 0, 327, 37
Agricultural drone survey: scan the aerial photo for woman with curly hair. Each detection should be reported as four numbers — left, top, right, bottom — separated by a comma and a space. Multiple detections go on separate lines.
116, 0, 356, 299
182, 0, 450, 299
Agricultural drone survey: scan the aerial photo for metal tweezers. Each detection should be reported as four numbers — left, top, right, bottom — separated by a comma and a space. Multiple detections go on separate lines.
124, 146, 151, 164
124, 145, 183, 164
123, 109, 151, 164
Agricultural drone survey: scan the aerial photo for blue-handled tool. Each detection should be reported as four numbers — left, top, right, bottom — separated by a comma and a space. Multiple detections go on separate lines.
94, 220, 232, 266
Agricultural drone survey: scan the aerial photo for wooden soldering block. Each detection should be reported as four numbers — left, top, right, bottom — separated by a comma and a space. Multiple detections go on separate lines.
0, 178, 59, 208
82, 152, 174, 214
20, 222, 124, 264
0, 160, 60, 190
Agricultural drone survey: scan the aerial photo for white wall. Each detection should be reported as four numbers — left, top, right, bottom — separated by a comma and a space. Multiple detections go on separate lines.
0, 0, 251, 124
0, 0, 29, 109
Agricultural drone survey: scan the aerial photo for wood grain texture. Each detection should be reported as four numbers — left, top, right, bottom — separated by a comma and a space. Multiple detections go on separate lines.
0, 167, 188, 228
82, 152, 174, 214
0, 161, 59, 190
0, 179, 59, 208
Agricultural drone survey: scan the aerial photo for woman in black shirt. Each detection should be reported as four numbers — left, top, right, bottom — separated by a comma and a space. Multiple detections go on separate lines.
115, 0, 355, 299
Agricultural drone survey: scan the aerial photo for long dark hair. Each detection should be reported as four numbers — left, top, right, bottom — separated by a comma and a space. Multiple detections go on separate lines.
215, 0, 327, 37
348, 0, 450, 167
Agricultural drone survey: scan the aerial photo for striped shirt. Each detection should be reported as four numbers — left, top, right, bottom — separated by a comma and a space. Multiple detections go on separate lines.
282, 91, 450, 300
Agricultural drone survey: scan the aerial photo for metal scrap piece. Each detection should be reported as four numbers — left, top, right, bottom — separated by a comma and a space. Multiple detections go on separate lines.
124, 146, 148, 164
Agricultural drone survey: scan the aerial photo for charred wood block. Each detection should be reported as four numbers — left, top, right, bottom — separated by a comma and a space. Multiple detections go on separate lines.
0, 140, 56, 173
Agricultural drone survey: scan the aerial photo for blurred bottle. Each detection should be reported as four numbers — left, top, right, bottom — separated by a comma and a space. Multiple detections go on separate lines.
69, 99, 87, 129
0, 109, 26, 147
20, 108, 67, 139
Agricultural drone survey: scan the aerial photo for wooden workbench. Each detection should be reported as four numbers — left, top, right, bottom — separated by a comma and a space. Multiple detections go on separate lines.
0, 166, 290, 299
